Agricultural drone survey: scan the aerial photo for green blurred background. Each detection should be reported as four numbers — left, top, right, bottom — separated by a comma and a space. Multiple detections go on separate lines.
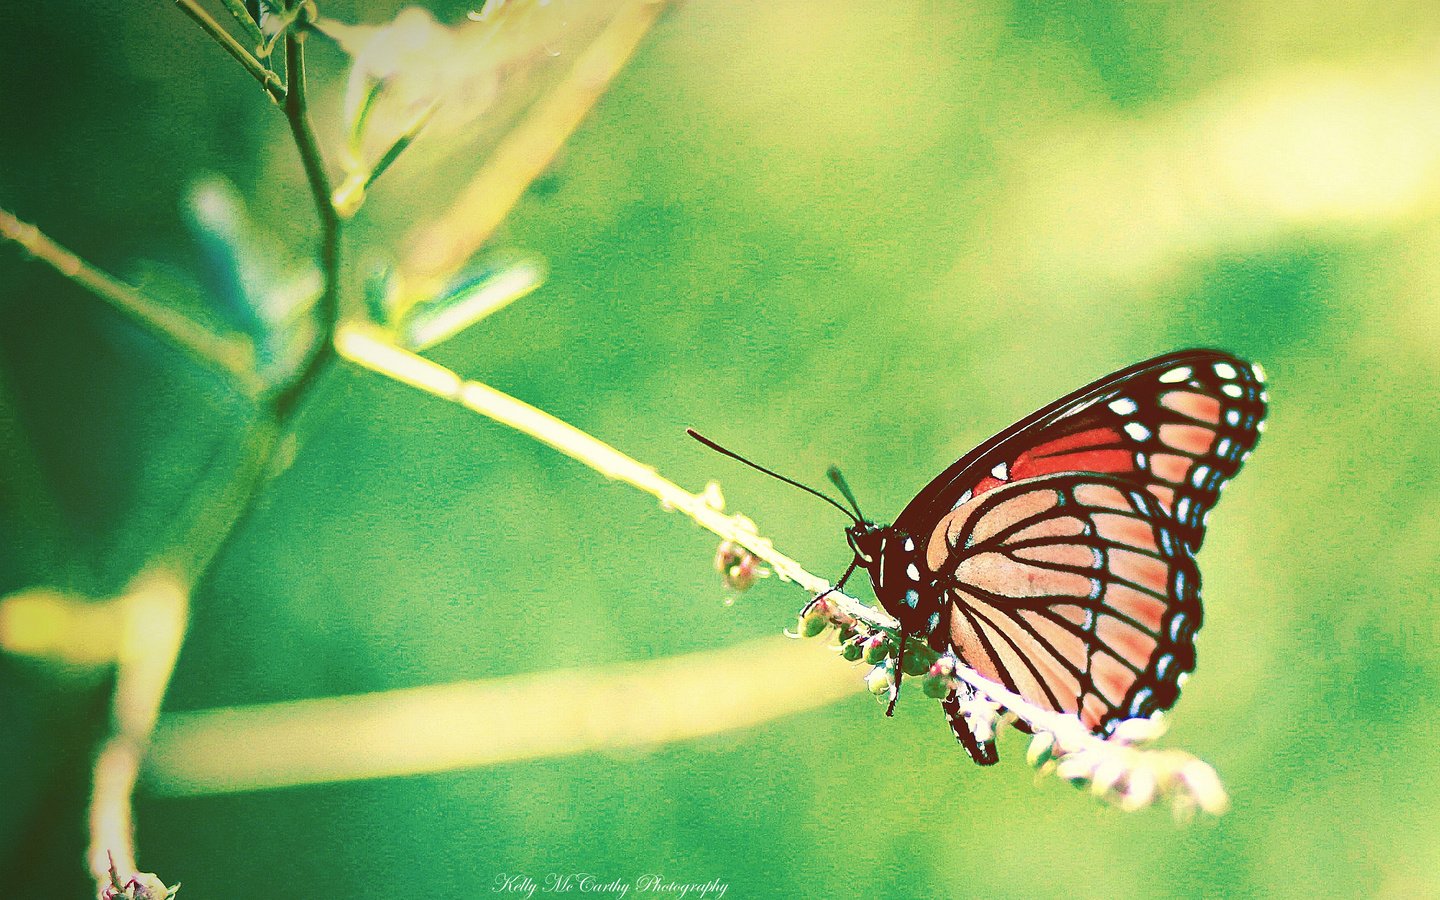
3, 1, 1439, 897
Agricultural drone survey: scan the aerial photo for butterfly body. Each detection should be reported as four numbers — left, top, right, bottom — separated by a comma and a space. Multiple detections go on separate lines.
840, 350, 1266, 765
844, 522, 944, 636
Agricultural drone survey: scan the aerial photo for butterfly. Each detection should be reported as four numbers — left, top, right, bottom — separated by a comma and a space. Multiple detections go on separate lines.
693, 349, 1266, 765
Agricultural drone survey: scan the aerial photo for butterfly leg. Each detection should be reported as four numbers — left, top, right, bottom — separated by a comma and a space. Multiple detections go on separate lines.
804, 558, 859, 616
886, 633, 908, 717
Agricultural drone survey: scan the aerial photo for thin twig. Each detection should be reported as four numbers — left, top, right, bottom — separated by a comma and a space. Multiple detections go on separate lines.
217, 0, 266, 56
333, 102, 438, 219
171, 0, 286, 103
273, 27, 341, 419
0, 207, 263, 396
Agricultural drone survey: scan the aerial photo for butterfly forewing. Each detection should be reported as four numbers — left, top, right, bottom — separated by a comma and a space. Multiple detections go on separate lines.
929, 473, 1202, 734
894, 349, 1267, 553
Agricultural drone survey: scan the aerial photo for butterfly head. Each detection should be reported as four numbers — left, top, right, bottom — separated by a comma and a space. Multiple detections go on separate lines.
844, 521, 886, 568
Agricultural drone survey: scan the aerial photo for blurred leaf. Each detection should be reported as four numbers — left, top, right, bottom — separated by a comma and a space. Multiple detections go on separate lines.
316, 1, 642, 177
184, 176, 320, 385
397, 254, 544, 350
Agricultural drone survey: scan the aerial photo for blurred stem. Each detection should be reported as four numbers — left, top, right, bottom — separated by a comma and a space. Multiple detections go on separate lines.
148, 635, 860, 795
397, 0, 669, 309
0, 207, 263, 396
168, 420, 281, 582
273, 27, 341, 419
85, 571, 188, 896
81, 8, 345, 889
171, 0, 286, 103
0, 367, 70, 575
217, 0, 266, 56
333, 102, 438, 219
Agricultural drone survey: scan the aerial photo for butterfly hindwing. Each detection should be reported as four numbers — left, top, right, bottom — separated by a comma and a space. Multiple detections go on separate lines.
927, 473, 1202, 735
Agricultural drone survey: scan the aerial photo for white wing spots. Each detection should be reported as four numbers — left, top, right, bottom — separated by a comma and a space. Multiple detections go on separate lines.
1169, 612, 1188, 641
991, 461, 1009, 480
1177, 672, 1190, 688
1155, 654, 1173, 679
1109, 397, 1139, 415
903, 589, 920, 609
1221, 383, 1243, 398
927, 611, 941, 631
1134, 453, 1149, 470
1260, 390, 1270, 403
1159, 366, 1192, 383
1216, 437, 1232, 457
1225, 409, 1241, 426
1176, 496, 1192, 522
1213, 361, 1238, 379
1252, 361, 1267, 382
1190, 465, 1211, 487
952, 488, 973, 510
1123, 421, 1151, 442
903, 537, 915, 552
906, 562, 921, 581
1256, 420, 1267, 433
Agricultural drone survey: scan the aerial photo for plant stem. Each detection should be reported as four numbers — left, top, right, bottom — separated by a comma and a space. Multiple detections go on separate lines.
217, 0, 266, 56
172, 0, 286, 103
85, 571, 187, 897
273, 28, 341, 419
149, 635, 859, 795
0, 207, 263, 396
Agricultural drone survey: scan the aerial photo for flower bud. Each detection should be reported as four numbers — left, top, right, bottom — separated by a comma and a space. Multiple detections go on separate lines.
799, 607, 830, 638
1119, 767, 1157, 811
840, 641, 864, 662
1026, 731, 1057, 769
1056, 753, 1096, 788
865, 664, 893, 695
1109, 713, 1168, 746
862, 633, 891, 666
1089, 757, 1127, 799
715, 540, 768, 592
921, 672, 954, 698
1177, 759, 1230, 815
901, 644, 934, 677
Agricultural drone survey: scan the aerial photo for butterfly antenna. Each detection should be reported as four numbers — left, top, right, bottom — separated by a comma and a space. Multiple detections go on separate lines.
686, 429, 860, 524
825, 466, 865, 521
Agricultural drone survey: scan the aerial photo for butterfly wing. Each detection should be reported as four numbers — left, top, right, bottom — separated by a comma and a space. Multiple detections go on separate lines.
893, 349, 1267, 553
928, 473, 1202, 735
892, 350, 1266, 752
